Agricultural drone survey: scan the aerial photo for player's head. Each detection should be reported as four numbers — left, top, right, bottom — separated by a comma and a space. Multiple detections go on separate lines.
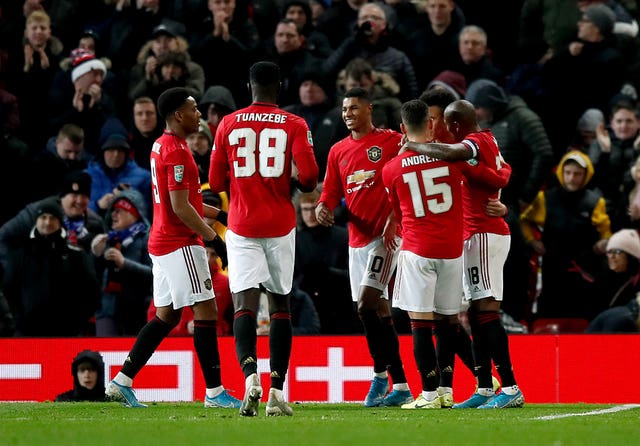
249, 61, 281, 101
342, 87, 373, 132
157, 87, 201, 134
443, 99, 478, 142
419, 88, 457, 142
400, 99, 428, 137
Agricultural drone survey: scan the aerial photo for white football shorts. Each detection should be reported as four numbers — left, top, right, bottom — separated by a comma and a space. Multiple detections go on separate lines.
225, 228, 295, 295
348, 236, 400, 302
393, 250, 463, 315
150, 245, 214, 310
463, 232, 510, 301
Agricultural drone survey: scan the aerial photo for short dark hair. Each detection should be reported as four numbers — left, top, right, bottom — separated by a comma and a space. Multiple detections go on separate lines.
157, 87, 190, 120
401, 99, 428, 130
419, 88, 456, 109
344, 87, 370, 102
249, 61, 281, 87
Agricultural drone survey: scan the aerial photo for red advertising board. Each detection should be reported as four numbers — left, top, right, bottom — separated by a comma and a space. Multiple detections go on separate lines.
1, 335, 638, 403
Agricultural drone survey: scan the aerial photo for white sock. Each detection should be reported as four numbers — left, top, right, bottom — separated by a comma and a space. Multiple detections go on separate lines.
502, 385, 519, 395
206, 386, 224, 398
393, 383, 409, 391
246, 373, 260, 387
477, 387, 495, 397
422, 390, 439, 401
270, 388, 284, 400
438, 386, 453, 395
114, 372, 132, 387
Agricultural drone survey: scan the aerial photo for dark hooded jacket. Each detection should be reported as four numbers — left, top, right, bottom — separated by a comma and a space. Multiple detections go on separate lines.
55, 350, 106, 402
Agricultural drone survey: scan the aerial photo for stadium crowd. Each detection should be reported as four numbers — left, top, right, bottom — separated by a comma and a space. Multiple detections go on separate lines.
2, 0, 640, 338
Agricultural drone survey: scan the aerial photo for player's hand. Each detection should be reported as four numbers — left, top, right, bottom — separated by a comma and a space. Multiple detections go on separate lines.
202, 225, 217, 241
484, 198, 507, 218
315, 202, 334, 226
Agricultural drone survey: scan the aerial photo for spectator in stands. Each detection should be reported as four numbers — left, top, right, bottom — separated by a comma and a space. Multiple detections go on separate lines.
293, 188, 356, 334
588, 98, 640, 231
2, 198, 101, 336
0, 89, 31, 227
128, 20, 205, 104
86, 118, 152, 218
129, 96, 163, 171
541, 3, 625, 154
7, 9, 63, 153
198, 85, 237, 137
315, 0, 367, 49
284, 70, 347, 180
187, 119, 213, 184
583, 228, 640, 323
454, 25, 506, 87
339, 57, 402, 131
27, 124, 89, 204
322, 2, 419, 102
0, 171, 106, 264
189, 0, 261, 107
466, 78, 554, 321
48, 47, 117, 156
425, 69, 467, 100
404, 0, 465, 92
91, 189, 152, 337
262, 18, 323, 108
55, 350, 106, 402
521, 150, 612, 319
568, 108, 605, 153
282, 0, 332, 58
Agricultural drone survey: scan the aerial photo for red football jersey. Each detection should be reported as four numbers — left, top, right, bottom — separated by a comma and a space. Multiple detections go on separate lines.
383, 150, 464, 259
209, 102, 318, 238
320, 128, 401, 248
459, 129, 511, 239
148, 131, 205, 256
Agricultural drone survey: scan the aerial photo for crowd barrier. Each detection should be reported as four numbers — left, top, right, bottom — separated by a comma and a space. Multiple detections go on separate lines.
1, 335, 638, 403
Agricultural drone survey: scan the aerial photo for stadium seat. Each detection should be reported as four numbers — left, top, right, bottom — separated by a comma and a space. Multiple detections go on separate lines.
531, 318, 589, 334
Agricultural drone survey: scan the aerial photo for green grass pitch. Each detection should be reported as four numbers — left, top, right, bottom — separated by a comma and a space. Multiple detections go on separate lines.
2, 402, 639, 446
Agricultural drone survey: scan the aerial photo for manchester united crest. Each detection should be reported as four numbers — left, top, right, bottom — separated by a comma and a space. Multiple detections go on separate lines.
367, 146, 382, 162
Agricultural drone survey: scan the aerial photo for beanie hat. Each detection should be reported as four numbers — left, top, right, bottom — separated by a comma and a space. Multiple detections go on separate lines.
465, 78, 508, 111
583, 4, 616, 38
428, 70, 467, 100
59, 171, 92, 197
196, 119, 212, 146
99, 118, 130, 151
36, 198, 64, 222
70, 48, 106, 83
200, 85, 237, 113
607, 229, 640, 259
577, 108, 605, 132
113, 198, 141, 220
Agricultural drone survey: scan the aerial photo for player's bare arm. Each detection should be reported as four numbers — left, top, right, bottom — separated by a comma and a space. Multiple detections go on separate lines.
203, 203, 228, 225
382, 211, 398, 251
170, 189, 216, 241
400, 141, 473, 161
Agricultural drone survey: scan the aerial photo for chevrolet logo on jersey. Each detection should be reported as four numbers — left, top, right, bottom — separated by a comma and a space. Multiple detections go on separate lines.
367, 146, 382, 162
347, 169, 375, 184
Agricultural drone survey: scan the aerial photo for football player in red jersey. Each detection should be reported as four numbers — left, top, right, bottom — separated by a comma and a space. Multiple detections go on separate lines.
106, 87, 240, 410
316, 87, 413, 407
402, 99, 524, 409
209, 61, 319, 417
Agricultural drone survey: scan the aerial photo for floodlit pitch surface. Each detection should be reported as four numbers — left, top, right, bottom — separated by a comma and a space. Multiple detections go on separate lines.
1, 402, 639, 446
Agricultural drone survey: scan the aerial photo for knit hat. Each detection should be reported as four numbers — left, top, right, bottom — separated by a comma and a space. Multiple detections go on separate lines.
577, 108, 605, 132
196, 119, 212, 146
59, 171, 92, 197
465, 78, 508, 111
36, 198, 64, 222
607, 229, 640, 259
428, 70, 467, 100
583, 4, 616, 38
151, 19, 186, 39
113, 197, 141, 220
70, 48, 106, 83
200, 85, 237, 113
99, 118, 130, 151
